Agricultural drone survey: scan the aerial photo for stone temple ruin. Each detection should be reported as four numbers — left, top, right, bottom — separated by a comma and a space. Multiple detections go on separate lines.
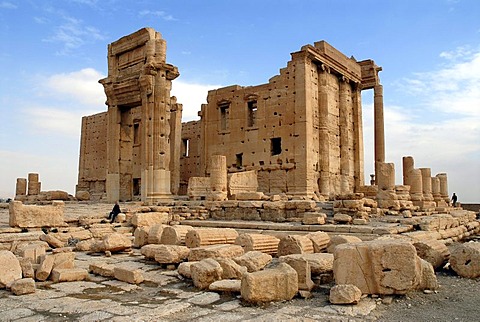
4, 28, 479, 315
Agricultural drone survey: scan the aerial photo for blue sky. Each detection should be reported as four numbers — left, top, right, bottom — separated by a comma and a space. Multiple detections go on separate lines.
0, 0, 479, 202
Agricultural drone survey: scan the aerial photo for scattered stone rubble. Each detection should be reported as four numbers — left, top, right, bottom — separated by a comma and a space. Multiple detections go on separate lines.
1, 199, 478, 308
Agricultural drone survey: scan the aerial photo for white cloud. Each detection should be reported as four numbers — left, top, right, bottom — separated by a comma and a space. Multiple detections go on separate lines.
22, 107, 85, 137
44, 68, 106, 106
171, 80, 222, 122
0, 1, 16, 9
44, 16, 107, 55
138, 10, 176, 21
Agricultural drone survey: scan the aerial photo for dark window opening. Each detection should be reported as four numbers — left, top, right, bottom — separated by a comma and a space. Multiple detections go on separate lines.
182, 138, 190, 157
271, 137, 282, 156
220, 103, 230, 130
133, 178, 141, 196
133, 123, 140, 145
236, 153, 243, 168
247, 100, 257, 127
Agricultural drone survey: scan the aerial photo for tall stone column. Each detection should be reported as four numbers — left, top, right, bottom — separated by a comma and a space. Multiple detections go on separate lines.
374, 85, 385, 181
436, 173, 449, 203
339, 77, 351, 193
208, 155, 227, 201
317, 65, 330, 196
410, 168, 424, 206
27, 173, 41, 196
16, 178, 27, 197
419, 168, 433, 201
431, 176, 445, 207
402, 156, 414, 186
106, 105, 121, 203
169, 100, 183, 195
352, 85, 364, 191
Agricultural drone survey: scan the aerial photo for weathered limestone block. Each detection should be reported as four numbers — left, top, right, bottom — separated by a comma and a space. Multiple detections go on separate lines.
241, 263, 298, 303
21, 244, 46, 264
114, 266, 144, 284
75, 190, 90, 201
40, 234, 65, 248
19, 257, 34, 278
52, 251, 75, 270
280, 253, 334, 275
329, 284, 362, 304
100, 233, 132, 252
334, 240, 433, 295
89, 263, 115, 277
131, 212, 169, 227
327, 235, 362, 254
233, 251, 272, 272
9, 201, 66, 228
209, 279, 241, 293
141, 244, 167, 259
16, 178, 27, 197
305, 231, 330, 253
416, 257, 438, 290
228, 170, 258, 196
36, 255, 55, 281
160, 225, 193, 245
302, 212, 326, 225
215, 258, 248, 279
333, 213, 352, 224
51, 268, 88, 283
178, 261, 196, 279
0, 250, 22, 288
153, 245, 190, 264
27, 173, 40, 195
449, 242, 480, 278
234, 192, 265, 200
147, 224, 167, 244
44, 190, 70, 201
75, 239, 96, 252
188, 244, 244, 262
208, 155, 228, 201
280, 256, 314, 291
188, 177, 211, 200
185, 228, 239, 248
190, 258, 223, 289
10, 278, 36, 295
277, 235, 314, 256
413, 239, 450, 269
234, 233, 279, 256
133, 227, 149, 248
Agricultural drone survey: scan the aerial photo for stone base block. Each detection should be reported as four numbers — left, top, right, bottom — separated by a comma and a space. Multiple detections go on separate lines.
51, 268, 88, 283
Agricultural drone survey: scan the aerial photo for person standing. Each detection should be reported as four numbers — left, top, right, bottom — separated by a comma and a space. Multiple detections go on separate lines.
451, 193, 458, 207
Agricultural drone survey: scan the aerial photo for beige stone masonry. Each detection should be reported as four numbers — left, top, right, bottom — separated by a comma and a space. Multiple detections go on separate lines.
280, 256, 314, 291
280, 253, 334, 275
114, 266, 144, 284
241, 263, 298, 303
305, 231, 330, 253
233, 251, 272, 272
329, 284, 362, 304
0, 250, 22, 288
51, 268, 88, 283
188, 244, 244, 262
327, 235, 362, 253
132, 212, 169, 227
450, 242, 480, 278
160, 225, 193, 245
413, 239, 450, 270
228, 170, 258, 196
190, 258, 223, 290
215, 258, 248, 279
21, 244, 46, 264
36, 255, 55, 281
141, 244, 167, 259
153, 245, 190, 264
40, 234, 65, 248
9, 201, 66, 228
133, 227, 149, 248
99, 233, 132, 252
234, 233, 279, 255
147, 224, 167, 244
277, 235, 314, 256
209, 279, 241, 293
89, 263, 115, 277
178, 261, 195, 279
185, 228, 239, 248
19, 257, 34, 279
10, 278, 36, 295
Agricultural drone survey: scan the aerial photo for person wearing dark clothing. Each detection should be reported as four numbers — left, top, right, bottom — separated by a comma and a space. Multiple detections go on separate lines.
108, 202, 121, 223
451, 193, 458, 207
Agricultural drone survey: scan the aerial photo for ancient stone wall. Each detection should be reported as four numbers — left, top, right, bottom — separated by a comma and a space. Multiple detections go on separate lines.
179, 120, 202, 195
198, 41, 366, 197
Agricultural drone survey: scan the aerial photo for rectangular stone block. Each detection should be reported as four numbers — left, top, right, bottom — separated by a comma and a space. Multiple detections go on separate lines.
89, 263, 115, 277
131, 212, 169, 227
9, 201, 66, 228
114, 266, 144, 284
51, 268, 88, 282
10, 278, 35, 295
